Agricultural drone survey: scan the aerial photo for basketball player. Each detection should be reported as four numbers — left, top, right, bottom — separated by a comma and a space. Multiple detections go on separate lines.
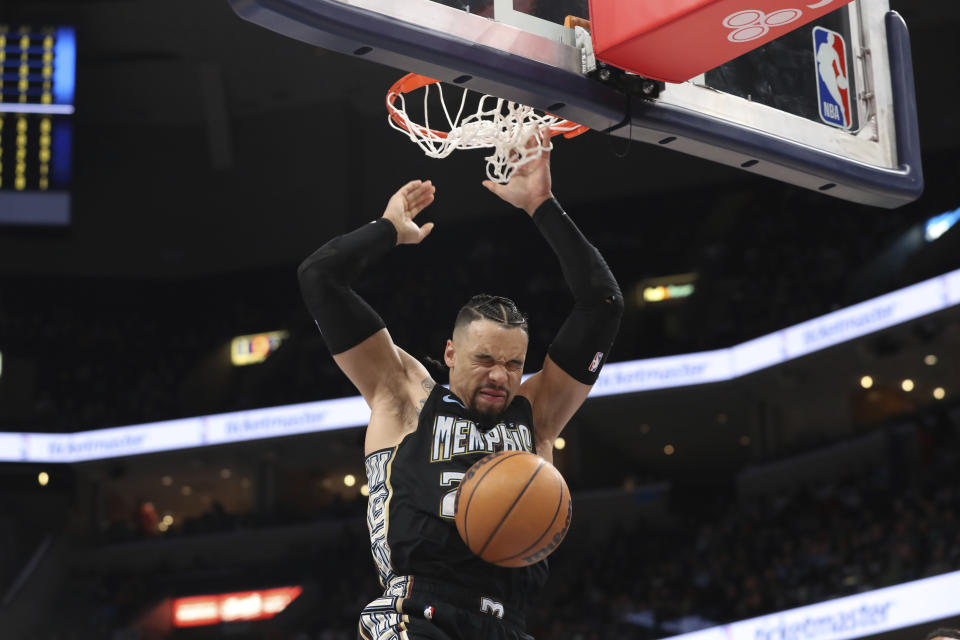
298, 141, 622, 639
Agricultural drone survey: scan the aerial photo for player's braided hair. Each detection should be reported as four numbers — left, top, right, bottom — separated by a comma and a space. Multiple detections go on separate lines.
454, 294, 528, 333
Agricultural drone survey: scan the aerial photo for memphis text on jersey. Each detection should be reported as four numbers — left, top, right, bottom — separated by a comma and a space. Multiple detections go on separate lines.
430, 414, 533, 462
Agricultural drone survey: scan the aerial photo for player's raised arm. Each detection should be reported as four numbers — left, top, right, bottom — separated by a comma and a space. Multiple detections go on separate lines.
484, 146, 623, 451
296, 180, 436, 405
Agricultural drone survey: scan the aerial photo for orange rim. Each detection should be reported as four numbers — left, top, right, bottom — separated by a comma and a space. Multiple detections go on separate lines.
386, 72, 589, 139
386, 73, 448, 139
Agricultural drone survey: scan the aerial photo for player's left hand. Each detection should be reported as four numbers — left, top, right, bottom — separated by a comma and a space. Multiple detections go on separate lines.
382, 179, 436, 245
482, 129, 553, 216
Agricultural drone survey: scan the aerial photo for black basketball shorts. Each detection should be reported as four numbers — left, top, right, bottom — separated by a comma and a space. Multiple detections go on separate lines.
357, 576, 534, 640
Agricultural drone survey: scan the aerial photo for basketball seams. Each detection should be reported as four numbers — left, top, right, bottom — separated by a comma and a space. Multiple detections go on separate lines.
460, 450, 524, 550
476, 459, 546, 557
456, 450, 571, 567
491, 465, 565, 564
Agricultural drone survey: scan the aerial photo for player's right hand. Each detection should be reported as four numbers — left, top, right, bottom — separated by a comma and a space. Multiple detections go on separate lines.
382, 180, 436, 245
482, 129, 553, 216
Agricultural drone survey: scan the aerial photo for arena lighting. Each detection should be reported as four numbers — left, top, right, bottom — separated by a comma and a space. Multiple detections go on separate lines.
230, 330, 289, 366
172, 586, 303, 627
636, 273, 698, 305
0, 267, 959, 463
924, 207, 960, 242
659, 569, 960, 640
643, 283, 695, 303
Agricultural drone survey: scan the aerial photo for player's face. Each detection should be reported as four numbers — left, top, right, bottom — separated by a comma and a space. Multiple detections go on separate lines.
445, 319, 528, 422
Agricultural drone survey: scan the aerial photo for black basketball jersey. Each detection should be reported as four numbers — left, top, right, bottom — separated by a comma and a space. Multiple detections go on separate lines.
364, 383, 549, 611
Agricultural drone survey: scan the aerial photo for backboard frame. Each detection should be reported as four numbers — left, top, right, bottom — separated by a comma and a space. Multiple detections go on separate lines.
229, 0, 922, 208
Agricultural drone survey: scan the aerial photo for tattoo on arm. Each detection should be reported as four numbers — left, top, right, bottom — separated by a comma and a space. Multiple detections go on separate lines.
416, 377, 436, 417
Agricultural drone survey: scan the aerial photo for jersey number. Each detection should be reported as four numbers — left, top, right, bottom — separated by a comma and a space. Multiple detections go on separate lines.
439, 471, 465, 519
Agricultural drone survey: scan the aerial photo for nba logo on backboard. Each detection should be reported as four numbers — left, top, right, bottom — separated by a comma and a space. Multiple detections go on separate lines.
812, 26, 851, 129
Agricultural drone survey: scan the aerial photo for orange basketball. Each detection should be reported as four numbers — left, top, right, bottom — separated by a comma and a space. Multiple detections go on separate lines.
454, 451, 572, 567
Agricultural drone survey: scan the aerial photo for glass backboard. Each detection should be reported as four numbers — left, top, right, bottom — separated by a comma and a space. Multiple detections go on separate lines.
229, 0, 922, 208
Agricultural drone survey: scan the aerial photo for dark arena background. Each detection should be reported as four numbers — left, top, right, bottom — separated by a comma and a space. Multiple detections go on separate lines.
1, 1, 959, 639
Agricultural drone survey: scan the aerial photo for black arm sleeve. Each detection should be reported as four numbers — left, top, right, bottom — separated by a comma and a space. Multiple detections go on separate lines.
296, 218, 397, 355
533, 197, 624, 384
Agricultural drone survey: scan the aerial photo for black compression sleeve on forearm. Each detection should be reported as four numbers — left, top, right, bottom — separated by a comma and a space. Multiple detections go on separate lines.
533, 197, 624, 384
297, 218, 397, 354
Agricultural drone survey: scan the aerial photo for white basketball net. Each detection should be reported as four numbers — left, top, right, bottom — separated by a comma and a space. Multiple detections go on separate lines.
387, 81, 584, 184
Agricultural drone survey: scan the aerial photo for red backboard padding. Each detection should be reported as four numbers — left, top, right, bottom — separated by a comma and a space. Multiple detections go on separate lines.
588, 0, 855, 83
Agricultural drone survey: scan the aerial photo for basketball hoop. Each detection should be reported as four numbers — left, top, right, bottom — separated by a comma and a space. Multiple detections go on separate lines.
386, 73, 588, 184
